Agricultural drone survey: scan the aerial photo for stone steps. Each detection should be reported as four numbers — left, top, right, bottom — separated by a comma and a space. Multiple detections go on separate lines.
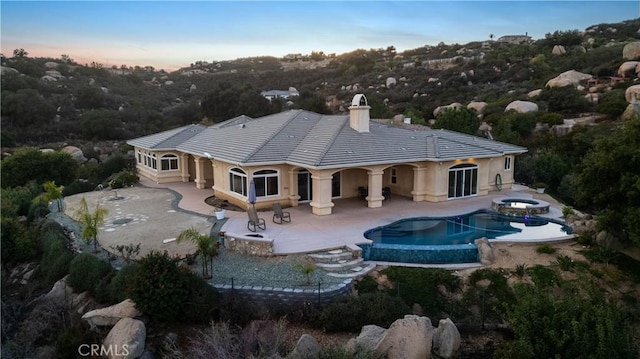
308, 246, 375, 279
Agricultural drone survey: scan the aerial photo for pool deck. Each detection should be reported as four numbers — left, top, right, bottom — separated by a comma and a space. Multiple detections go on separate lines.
139, 179, 568, 255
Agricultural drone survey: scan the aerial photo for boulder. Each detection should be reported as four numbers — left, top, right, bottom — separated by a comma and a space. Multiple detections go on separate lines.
350, 325, 387, 354
552, 45, 566, 55
41, 75, 58, 82
386, 77, 397, 87
467, 101, 487, 114
287, 334, 320, 359
61, 146, 87, 163
478, 122, 492, 132
625, 84, 640, 103
44, 61, 59, 69
82, 299, 142, 329
102, 318, 146, 359
623, 41, 640, 60
434, 102, 462, 117
622, 103, 640, 121
505, 100, 538, 113
44, 275, 73, 303
595, 231, 625, 250
527, 89, 542, 98
584, 93, 598, 104
45, 70, 64, 79
189, 84, 197, 92
617, 61, 640, 77
545, 70, 592, 88
375, 315, 434, 359
475, 237, 494, 265
432, 318, 461, 358
164, 80, 174, 86
1, 66, 19, 75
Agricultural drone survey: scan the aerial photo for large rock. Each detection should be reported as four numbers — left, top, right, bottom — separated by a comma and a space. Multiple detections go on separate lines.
287, 334, 320, 359
505, 100, 538, 113
434, 102, 462, 117
102, 318, 146, 359
432, 318, 461, 358
475, 237, 494, 265
44, 61, 59, 69
386, 77, 397, 87
349, 325, 387, 354
552, 45, 566, 55
623, 41, 640, 60
622, 103, 640, 121
41, 75, 58, 82
61, 145, 87, 163
527, 89, 542, 98
595, 231, 625, 250
625, 84, 640, 103
617, 61, 640, 77
545, 70, 592, 88
44, 275, 73, 303
467, 101, 487, 114
82, 299, 142, 329
1, 66, 19, 75
375, 315, 434, 359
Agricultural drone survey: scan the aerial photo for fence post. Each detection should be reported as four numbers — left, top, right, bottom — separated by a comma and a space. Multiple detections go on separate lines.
317, 282, 321, 306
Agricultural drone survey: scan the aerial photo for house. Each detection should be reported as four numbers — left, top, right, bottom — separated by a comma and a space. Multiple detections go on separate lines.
127, 94, 527, 216
260, 89, 299, 101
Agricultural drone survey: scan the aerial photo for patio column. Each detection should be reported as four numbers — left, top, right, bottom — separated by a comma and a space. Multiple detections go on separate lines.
208, 159, 215, 189
288, 169, 300, 206
310, 173, 333, 215
180, 154, 190, 182
194, 156, 206, 189
366, 170, 385, 208
412, 167, 428, 201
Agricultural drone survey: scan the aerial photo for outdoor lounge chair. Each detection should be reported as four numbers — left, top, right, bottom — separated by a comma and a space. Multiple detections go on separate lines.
247, 208, 266, 232
272, 203, 291, 224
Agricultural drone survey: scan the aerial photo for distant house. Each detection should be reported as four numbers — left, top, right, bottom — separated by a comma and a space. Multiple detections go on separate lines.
128, 94, 526, 216
497, 35, 532, 44
260, 89, 299, 101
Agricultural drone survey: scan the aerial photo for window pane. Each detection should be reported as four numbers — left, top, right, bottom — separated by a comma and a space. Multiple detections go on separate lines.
255, 177, 266, 197
331, 172, 341, 197
448, 171, 455, 198
471, 168, 478, 194
267, 176, 278, 196
161, 160, 169, 171
455, 170, 463, 197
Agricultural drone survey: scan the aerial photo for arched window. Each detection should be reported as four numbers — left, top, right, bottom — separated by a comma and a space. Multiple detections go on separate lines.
448, 163, 478, 198
253, 169, 279, 197
160, 154, 179, 171
229, 168, 247, 196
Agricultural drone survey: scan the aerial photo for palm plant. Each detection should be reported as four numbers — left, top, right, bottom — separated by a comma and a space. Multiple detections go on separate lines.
74, 197, 108, 252
35, 180, 65, 212
177, 227, 217, 278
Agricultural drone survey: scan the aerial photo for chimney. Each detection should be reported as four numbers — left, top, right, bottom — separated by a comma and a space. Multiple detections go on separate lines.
348, 94, 371, 133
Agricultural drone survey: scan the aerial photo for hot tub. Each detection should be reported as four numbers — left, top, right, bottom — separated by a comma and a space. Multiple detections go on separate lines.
491, 197, 550, 216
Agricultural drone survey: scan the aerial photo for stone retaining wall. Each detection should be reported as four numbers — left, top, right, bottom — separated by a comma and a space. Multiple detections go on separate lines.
223, 233, 274, 256
213, 279, 352, 308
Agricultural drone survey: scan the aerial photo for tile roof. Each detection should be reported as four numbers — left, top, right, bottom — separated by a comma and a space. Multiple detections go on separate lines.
128, 109, 527, 168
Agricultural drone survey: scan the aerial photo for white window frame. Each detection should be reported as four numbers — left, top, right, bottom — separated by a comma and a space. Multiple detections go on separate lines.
253, 169, 279, 197
160, 154, 179, 171
448, 163, 478, 199
504, 156, 512, 171
390, 167, 398, 185
229, 167, 247, 196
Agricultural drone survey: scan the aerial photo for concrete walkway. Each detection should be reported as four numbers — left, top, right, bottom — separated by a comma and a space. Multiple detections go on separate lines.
139, 179, 568, 255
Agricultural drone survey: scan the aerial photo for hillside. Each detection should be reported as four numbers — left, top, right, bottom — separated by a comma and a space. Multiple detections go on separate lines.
1, 18, 638, 147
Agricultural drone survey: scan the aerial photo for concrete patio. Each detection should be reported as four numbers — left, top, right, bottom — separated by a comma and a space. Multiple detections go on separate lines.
139, 178, 567, 255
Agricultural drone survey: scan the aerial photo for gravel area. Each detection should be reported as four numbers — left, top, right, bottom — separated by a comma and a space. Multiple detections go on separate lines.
48, 194, 347, 290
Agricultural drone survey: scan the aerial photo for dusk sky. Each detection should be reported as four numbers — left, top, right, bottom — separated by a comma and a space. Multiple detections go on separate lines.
1, 1, 638, 71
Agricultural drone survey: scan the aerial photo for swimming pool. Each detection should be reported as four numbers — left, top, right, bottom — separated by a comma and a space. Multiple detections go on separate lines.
359, 210, 572, 264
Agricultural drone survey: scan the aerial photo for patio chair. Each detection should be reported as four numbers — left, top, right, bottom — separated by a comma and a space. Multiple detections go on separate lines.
247, 208, 266, 232
272, 203, 291, 224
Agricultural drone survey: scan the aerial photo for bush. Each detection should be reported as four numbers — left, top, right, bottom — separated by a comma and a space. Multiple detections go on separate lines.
526, 265, 561, 288
38, 222, 74, 284
466, 268, 515, 322
109, 171, 139, 189
127, 251, 192, 322
182, 271, 221, 324
68, 253, 113, 294
107, 263, 138, 303
315, 292, 410, 332
535, 244, 556, 254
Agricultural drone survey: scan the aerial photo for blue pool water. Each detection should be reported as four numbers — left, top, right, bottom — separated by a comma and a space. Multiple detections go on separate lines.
360, 210, 572, 264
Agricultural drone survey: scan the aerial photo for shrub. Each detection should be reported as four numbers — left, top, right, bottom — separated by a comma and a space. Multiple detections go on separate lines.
561, 206, 575, 218
526, 265, 561, 288
316, 292, 410, 332
109, 171, 139, 189
382, 267, 461, 316
535, 244, 556, 254
127, 251, 186, 321
575, 232, 595, 246
182, 271, 221, 324
513, 263, 528, 278
38, 223, 74, 285
354, 275, 379, 294
554, 255, 575, 271
107, 263, 138, 303
68, 253, 113, 294
466, 268, 515, 322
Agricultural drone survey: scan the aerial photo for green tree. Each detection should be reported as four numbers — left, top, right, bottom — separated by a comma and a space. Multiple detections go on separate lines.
74, 197, 108, 252
532, 150, 571, 191
432, 107, 481, 135
35, 181, 65, 212
573, 117, 640, 244
1, 148, 78, 188
177, 227, 218, 278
